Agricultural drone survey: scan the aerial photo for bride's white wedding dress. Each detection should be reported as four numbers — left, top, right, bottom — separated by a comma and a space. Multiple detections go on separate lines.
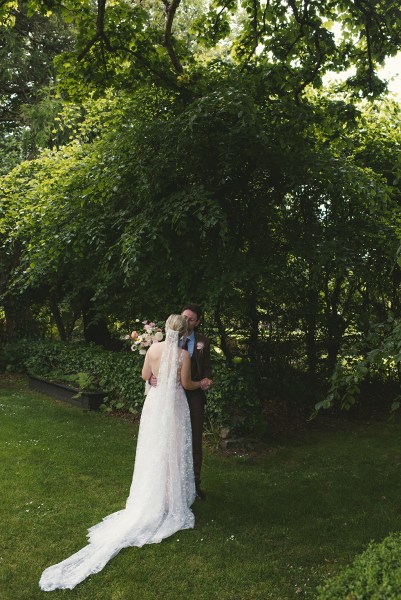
39, 329, 196, 591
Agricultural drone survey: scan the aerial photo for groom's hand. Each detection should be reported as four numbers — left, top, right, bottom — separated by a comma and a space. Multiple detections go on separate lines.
149, 374, 158, 387
200, 378, 212, 391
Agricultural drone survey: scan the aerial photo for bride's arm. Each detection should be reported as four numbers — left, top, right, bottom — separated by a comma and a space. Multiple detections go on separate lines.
141, 350, 152, 381
181, 351, 202, 390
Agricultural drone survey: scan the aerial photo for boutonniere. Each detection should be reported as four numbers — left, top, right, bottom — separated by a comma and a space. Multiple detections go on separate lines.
196, 341, 204, 351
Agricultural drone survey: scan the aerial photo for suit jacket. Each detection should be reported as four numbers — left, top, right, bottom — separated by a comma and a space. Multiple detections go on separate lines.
190, 331, 212, 381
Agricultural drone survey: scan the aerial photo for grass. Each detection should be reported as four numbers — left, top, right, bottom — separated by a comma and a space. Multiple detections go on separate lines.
2, 375, 401, 599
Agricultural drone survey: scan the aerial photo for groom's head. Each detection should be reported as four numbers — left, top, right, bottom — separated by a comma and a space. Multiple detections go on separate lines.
181, 304, 202, 334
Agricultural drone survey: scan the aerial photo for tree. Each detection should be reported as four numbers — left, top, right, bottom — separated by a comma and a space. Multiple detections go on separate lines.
2, 0, 401, 426
0, 0, 74, 173
2, 0, 401, 101
2, 77, 399, 385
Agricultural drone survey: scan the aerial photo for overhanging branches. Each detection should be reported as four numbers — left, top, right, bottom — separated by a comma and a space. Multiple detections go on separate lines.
77, 0, 183, 75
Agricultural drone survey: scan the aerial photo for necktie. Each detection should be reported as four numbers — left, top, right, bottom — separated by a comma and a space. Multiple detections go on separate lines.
182, 338, 189, 351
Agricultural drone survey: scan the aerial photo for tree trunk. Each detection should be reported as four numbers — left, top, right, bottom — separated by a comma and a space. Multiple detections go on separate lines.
3, 299, 17, 342
215, 300, 233, 364
81, 291, 122, 350
49, 295, 67, 341
2, 296, 34, 341
245, 285, 260, 370
305, 315, 317, 383
326, 313, 345, 372
303, 282, 319, 383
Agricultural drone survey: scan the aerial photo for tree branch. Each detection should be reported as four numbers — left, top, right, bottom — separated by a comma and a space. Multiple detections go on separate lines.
111, 43, 179, 88
212, 0, 233, 33
354, 0, 376, 93
0, 115, 23, 122
162, 0, 183, 73
252, 0, 258, 51
0, 84, 30, 95
76, 0, 184, 79
77, 0, 107, 61
260, 0, 271, 36
293, 34, 325, 100
241, 0, 265, 65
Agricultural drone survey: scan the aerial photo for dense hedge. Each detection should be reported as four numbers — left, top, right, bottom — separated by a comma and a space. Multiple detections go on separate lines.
1, 339, 258, 434
317, 532, 401, 599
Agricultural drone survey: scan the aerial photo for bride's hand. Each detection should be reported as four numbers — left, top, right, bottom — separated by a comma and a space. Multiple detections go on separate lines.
149, 374, 158, 387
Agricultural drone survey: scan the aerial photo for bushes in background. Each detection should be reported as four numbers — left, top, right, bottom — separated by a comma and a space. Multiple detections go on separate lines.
317, 532, 401, 599
1, 339, 257, 434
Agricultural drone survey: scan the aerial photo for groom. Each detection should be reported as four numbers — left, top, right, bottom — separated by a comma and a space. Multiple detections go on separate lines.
150, 303, 212, 500
180, 304, 212, 500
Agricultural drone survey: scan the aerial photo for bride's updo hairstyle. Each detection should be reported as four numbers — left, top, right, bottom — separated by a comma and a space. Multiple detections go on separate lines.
165, 314, 188, 338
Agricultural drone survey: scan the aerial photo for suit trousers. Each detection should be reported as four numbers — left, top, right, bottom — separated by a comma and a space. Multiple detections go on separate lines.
185, 389, 205, 484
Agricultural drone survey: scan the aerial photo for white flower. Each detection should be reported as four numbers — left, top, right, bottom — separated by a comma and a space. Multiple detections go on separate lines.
129, 320, 164, 354
196, 341, 204, 351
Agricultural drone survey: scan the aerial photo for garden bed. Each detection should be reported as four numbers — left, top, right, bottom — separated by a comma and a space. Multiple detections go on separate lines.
27, 373, 107, 411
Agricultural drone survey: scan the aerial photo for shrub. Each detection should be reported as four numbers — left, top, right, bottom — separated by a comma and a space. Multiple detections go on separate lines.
206, 353, 260, 437
317, 532, 401, 599
1, 340, 259, 432
0, 339, 32, 372
1, 339, 144, 413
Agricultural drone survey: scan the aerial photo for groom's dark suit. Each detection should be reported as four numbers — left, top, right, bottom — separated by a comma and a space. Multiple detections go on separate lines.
185, 330, 212, 486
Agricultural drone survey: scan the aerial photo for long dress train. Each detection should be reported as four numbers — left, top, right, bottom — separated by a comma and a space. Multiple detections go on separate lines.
39, 330, 196, 591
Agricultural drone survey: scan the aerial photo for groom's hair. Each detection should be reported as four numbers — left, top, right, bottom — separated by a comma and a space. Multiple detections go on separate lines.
181, 303, 203, 321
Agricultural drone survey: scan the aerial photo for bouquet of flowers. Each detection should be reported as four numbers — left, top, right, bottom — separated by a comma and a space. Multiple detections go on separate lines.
130, 320, 164, 355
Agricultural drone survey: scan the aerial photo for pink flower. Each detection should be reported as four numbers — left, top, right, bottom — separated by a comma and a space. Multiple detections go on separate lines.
129, 319, 164, 354
196, 341, 204, 351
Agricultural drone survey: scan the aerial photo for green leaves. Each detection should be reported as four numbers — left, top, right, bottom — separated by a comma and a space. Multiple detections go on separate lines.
1, 16, 401, 426
317, 318, 401, 414
3, 0, 401, 102
317, 532, 401, 599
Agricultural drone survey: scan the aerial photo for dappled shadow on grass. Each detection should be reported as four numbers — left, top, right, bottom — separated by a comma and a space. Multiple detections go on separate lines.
199, 419, 401, 588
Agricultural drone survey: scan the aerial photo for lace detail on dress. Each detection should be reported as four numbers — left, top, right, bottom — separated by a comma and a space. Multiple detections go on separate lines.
176, 349, 185, 387
39, 329, 195, 591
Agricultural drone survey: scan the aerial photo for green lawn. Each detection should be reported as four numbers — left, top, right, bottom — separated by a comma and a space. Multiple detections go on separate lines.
2, 375, 401, 599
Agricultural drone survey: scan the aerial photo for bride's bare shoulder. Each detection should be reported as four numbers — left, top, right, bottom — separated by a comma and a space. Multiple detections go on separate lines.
148, 341, 165, 357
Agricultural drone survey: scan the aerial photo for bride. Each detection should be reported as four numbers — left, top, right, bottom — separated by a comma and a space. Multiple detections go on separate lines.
39, 314, 207, 591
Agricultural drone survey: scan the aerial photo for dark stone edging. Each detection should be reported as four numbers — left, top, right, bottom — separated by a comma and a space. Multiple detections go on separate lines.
28, 373, 107, 411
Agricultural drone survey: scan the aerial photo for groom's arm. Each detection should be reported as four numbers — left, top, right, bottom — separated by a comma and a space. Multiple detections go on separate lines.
201, 336, 212, 380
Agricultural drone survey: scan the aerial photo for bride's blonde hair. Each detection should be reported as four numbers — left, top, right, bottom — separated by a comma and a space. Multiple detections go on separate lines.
165, 314, 188, 338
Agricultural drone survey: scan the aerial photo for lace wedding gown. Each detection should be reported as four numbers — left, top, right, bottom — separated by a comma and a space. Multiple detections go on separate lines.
39, 329, 196, 591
